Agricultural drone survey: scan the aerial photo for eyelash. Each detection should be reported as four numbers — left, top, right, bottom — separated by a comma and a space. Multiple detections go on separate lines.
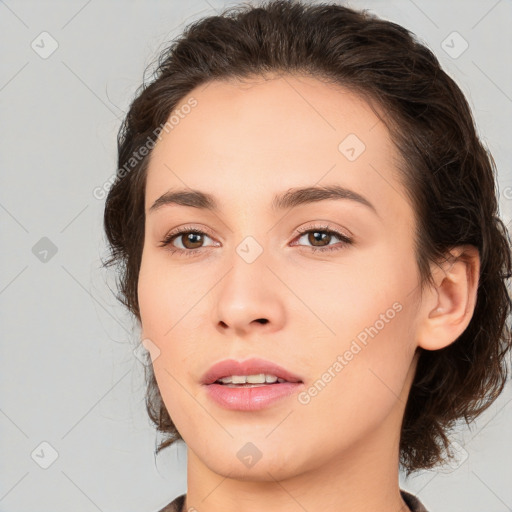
158, 224, 353, 258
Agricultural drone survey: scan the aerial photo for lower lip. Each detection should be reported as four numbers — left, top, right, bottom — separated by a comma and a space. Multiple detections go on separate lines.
203, 382, 304, 411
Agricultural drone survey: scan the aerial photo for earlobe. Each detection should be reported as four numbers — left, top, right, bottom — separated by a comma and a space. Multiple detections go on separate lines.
416, 245, 480, 351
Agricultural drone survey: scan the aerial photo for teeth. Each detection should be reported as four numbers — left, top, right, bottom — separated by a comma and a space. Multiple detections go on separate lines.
217, 374, 285, 384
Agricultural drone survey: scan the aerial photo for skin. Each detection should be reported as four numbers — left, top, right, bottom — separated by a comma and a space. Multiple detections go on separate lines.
137, 73, 480, 512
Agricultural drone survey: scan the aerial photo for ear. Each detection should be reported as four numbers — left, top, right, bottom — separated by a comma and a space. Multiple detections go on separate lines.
416, 245, 480, 351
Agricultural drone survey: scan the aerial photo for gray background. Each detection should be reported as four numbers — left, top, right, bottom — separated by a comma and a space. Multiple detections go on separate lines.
1, 0, 511, 511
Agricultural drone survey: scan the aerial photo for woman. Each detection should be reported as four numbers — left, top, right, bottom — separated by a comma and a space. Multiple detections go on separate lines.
102, 1, 512, 511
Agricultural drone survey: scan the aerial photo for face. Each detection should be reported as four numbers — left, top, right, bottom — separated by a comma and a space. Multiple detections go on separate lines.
138, 73, 423, 480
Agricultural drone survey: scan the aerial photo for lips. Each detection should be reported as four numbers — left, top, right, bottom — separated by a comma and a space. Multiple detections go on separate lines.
201, 357, 303, 385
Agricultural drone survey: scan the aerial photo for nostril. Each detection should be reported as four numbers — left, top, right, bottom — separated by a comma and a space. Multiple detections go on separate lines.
256, 318, 269, 324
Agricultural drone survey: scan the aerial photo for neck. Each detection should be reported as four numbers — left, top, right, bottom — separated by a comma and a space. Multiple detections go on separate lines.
182, 415, 410, 512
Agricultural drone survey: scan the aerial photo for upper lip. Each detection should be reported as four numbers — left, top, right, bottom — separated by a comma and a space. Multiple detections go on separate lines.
201, 357, 303, 384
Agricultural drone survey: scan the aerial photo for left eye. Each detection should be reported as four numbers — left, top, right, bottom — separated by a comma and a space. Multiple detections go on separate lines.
292, 227, 353, 252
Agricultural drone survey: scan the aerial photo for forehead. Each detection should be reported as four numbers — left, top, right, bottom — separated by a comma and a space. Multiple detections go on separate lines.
144, 74, 411, 220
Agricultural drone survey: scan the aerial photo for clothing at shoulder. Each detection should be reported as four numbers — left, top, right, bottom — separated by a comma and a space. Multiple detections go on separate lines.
157, 490, 429, 512
157, 493, 185, 512
401, 489, 429, 512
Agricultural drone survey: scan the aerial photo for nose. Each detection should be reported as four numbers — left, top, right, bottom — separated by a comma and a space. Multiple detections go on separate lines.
213, 251, 286, 337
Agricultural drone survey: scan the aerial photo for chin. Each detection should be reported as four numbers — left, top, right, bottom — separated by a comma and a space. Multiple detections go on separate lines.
194, 438, 304, 480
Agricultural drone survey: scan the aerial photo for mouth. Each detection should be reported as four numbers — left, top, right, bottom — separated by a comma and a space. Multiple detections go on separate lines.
213, 374, 297, 387
201, 359, 305, 411
201, 357, 303, 386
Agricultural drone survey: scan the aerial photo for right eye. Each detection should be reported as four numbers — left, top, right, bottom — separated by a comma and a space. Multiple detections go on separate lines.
159, 227, 217, 256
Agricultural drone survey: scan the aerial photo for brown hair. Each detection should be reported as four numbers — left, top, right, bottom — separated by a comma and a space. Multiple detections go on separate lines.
102, 0, 512, 475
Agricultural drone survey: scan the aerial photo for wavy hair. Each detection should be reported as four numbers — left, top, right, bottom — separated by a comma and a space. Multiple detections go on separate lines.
102, 0, 512, 475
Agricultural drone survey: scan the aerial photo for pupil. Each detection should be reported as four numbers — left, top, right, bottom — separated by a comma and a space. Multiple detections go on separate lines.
185, 233, 202, 248
310, 231, 329, 246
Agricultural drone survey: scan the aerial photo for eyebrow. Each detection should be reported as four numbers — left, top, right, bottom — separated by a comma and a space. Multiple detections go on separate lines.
148, 184, 378, 216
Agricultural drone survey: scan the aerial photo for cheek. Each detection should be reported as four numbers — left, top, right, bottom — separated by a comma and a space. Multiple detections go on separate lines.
137, 252, 204, 395
294, 307, 415, 451
137, 251, 188, 337
289, 244, 414, 338
293, 247, 417, 414
138, 260, 197, 433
